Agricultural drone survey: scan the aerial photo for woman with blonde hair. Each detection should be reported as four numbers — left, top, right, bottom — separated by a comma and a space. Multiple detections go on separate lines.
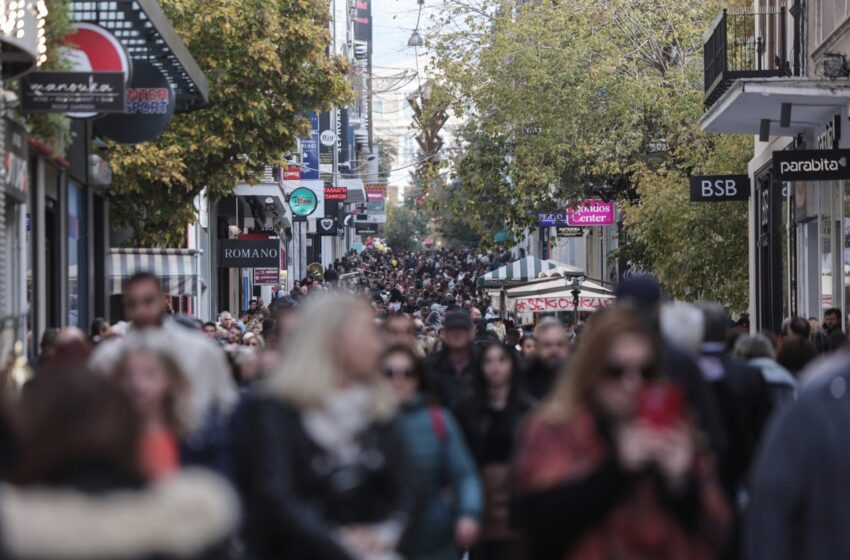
512, 308, 730, 560
232, 294, 416, 560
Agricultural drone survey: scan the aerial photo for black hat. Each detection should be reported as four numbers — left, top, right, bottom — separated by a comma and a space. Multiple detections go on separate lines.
444, 309, 473, 330
615, 274, 662, 309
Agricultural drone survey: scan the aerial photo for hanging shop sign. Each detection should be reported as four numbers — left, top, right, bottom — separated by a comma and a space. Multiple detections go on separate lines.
253, 268, 280, 285
689, 175, 750, 202
355, 222, 379, 234
365, 183, 386, 201
317, 216, 338, 236
289, 187, 318, 217
537, 212, 569, 227
324, 186, 348, 201
94, 61, 175, 144
283, 166, 301, 181
62, 23, 133, 118
566, 200, 615, 226
556, 226, 584, 238
320, 130, 336, 147
219, 239, 280, 268
773, 149, 850, 181
20, 71, 125, 113
3, 119, 28, 202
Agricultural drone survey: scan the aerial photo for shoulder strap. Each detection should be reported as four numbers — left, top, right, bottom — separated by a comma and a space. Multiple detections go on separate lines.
429, 405, 448, 444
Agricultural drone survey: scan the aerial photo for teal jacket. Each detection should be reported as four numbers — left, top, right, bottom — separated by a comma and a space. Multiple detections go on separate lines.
398, 394, 483, 560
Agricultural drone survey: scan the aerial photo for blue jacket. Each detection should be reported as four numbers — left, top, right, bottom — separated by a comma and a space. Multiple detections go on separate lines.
398, 395, 483, 560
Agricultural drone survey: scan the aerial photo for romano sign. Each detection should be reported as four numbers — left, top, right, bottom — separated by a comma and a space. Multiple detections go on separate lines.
773, 149, 850, 181
219, 239, 280, 268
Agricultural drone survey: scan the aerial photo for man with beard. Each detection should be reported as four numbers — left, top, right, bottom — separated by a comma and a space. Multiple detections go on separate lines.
524, 318, 571, 400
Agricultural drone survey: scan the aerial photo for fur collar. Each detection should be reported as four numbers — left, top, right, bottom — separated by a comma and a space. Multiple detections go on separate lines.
0, 469, 238, 559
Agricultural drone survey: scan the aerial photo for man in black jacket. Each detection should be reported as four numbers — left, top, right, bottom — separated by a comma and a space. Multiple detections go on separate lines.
698, 304, 773, 502
424, 309, 475, 411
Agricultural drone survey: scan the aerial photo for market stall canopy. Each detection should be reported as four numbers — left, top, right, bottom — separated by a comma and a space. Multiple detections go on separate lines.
506, 279, 615, 314
109, 248, 202, 296
479, 257, 568, 286
70, 0, 208, 112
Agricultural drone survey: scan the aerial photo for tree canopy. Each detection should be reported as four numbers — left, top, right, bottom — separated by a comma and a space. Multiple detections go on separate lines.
108, 0, 351, 246
427, 0, 751, 308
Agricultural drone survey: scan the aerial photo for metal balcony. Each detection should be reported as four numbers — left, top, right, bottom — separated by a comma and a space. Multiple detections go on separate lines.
704, 8, 790, 108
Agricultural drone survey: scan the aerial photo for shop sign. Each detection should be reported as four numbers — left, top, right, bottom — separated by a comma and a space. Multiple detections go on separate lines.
689, 175, 750, 202
317, 216, 338, 236
320, 130, 336, 147
219, 239, 280, 268
515, 296, 611, 312
289, 187, 318, 217
62, 23, 132, 118
253, 268, 279, 285
566, 200, 615, 226
324, 186, 348, 201
3, 119, 28, 202
355, 222, 379, 234
283, 166, 301, 181
556, 226, 584, 238
20, 71, 125, 113
537, 212, 568, 227
94, 62, 175, 144
774, 149, 850, 181
365, 183, 386, 201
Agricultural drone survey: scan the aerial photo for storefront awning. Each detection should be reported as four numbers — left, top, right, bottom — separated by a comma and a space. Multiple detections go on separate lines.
70, 0, 208, 112
700, 78, 850, 135
109, 248, 201, 296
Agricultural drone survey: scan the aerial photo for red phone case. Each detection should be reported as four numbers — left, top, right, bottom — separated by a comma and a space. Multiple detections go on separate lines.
637, 382, 685, 428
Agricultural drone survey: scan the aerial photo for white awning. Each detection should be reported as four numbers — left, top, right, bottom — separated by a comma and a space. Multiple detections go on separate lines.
700, 78, 850, 135
109, 248, 201, 296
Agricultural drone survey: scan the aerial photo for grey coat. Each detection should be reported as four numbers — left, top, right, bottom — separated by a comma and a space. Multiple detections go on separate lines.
746, 351, 850, 560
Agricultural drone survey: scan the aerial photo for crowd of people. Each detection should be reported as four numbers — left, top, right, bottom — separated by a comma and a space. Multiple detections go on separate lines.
5, 247, 850, 560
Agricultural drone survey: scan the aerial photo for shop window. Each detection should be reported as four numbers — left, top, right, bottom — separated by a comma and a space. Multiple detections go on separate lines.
68, 182, 87, 328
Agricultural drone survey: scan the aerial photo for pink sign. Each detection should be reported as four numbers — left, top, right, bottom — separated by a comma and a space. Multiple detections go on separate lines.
515, 297, 612, 313
567, 200, 615, 226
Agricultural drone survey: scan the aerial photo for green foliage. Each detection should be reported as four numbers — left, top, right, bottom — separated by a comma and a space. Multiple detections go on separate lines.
108, 0, 351, 246
428, 0, 751, 306
384, 204, 428, 252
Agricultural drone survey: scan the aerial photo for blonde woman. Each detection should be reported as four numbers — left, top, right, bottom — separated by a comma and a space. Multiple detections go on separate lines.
232, 294, 416, 560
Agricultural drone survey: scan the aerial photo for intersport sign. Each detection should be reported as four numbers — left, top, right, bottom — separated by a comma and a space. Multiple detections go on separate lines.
773, 149, 850, 181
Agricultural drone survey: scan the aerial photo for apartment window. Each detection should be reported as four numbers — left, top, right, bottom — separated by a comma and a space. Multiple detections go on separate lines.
823, 0, 850, 41
373, 99, 384, 115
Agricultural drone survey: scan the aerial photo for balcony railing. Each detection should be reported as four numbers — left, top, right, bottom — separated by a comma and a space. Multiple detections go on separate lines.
704, 7, 791, 108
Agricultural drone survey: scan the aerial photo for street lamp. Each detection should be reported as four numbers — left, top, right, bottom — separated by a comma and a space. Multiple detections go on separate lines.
407, 29, 424, 47
569, 277, 585, 326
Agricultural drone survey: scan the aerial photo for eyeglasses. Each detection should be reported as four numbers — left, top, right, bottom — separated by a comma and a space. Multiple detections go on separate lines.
384, 366, 415, 379
603, 363, 655, 381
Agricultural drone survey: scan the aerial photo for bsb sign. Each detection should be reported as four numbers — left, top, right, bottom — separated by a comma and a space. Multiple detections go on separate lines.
773, 149, 850, 181
689, 175, 750, 202
219, 239, 280, 268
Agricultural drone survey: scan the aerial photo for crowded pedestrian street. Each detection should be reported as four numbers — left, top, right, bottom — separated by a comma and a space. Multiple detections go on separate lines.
3, 0, 850, 559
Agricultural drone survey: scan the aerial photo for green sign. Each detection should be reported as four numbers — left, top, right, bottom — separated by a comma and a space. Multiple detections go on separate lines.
289, 187, 318, 217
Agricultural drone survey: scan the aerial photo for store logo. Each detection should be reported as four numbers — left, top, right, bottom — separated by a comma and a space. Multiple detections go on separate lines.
774, 149, 850, 181
320, 218, 333, 230
320, 130, 336, 146
689, 175, 750, 202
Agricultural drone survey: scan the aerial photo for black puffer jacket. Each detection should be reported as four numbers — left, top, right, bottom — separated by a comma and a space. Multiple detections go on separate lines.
231, 395, 417, 560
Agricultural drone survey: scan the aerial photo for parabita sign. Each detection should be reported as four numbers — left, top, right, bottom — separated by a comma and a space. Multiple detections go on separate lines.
773, 149, 850, 182
219, 239, 280, 268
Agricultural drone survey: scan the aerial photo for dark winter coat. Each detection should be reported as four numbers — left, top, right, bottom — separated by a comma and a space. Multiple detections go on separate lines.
0, 467, 236, 560
424, 348, 475, 412
747, 351, 850, 560
230, 395, 417, 560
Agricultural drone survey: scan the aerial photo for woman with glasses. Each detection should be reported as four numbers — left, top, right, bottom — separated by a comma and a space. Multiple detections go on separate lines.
383, 345, 483, 560
513, 308, 730, 560
456, 342, 534, 560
